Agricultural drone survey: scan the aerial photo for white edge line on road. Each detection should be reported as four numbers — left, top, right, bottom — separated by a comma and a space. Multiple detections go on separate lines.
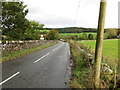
34, 53, 50, 63
0, 71, 20, 85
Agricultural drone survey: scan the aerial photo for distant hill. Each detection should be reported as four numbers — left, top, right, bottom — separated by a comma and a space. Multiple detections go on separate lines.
45, 27, 119, 34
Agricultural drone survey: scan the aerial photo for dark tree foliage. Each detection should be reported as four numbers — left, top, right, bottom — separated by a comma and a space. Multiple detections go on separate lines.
88, 34, 94, 40
2, 2, 29, 40
46, 27, 97, 33
46, 30, 59, 40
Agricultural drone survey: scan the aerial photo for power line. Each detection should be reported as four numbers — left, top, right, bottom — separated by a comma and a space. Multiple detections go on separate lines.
73, 0, 81, 26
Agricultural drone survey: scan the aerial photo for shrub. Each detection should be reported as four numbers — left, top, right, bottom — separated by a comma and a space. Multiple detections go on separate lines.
105, 29, 117, 39
88, 34, 94, 40
46, 30, 59, 40
104, 32, 109, 39
79, 33, 88, 40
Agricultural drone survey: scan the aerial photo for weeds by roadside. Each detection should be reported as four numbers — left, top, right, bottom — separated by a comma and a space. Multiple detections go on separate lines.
68, 40, 119, 88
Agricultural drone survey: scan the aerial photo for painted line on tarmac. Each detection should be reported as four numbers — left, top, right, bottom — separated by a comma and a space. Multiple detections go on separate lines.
0, 71, 20, 85
34, 53, 50, 63
53, 48, 58, 51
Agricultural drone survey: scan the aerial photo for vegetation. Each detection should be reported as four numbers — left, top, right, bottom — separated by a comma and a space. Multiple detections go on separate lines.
58, 28, 119, 40
46, 30, 59, 40
29, 20, 44, 30
59, 33, 96, 40
47, 27, 97, 33
69, 40, 91, 88
104, 29, 118, 39
59, 33, 97, 36
2, 2, 45, 40
46, 27, 119, 36
2, 2, 29, 40
79, 39, 118, 60
69, 40, 119, 88
1, 42, 58, 62
2, 1, 118, 41
39, 30, 50, 34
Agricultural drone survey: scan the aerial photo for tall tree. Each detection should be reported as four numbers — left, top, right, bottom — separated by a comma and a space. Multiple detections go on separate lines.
29, 21, 44, 30
2, 1, 29, 40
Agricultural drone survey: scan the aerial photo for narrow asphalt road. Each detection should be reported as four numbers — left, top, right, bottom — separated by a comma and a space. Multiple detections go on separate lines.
1, 42, 71, 88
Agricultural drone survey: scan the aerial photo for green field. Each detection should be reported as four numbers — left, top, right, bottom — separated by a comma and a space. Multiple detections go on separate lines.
59, 33, 97, 36
78, 39, 119, 60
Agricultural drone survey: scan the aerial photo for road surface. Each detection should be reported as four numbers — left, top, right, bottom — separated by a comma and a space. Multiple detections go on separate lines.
1, 42, 71, 88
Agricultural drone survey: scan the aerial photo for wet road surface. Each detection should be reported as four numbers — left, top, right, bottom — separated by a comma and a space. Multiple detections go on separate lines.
1, 42, 71, 88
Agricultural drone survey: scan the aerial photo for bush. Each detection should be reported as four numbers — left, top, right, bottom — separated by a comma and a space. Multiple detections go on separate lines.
88, 34, 94, 40
46, 30, 59, 40
79, 33, 88, 40
104, 32, 109, 39
105, 29, 117, 39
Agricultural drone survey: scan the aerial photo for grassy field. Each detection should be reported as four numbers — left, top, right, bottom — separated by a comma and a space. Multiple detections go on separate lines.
59, 33, 97, 36
79, 39, 118, 60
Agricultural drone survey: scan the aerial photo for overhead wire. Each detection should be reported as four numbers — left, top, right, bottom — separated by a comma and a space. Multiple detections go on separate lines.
73, 0, 81, 26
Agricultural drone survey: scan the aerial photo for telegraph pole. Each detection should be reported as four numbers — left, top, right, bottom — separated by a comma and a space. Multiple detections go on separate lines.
94, 0, 107, 88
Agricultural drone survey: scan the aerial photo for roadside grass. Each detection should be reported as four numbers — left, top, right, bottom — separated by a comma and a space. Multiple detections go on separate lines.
59, 33, 97, 36
69, 39, 119, 88
1, 42, 58, 62
78, 39, 119, 70
69, 40, 90, 88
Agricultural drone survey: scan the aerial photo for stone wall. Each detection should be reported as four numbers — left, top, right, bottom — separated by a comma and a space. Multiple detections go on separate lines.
1, 40, 58, 52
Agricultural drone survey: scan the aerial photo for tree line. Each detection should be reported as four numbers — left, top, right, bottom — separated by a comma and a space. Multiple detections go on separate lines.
46, 27, 119, 40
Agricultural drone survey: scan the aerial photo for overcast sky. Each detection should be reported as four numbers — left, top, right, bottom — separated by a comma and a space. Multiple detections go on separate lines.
22, 0, 119, 28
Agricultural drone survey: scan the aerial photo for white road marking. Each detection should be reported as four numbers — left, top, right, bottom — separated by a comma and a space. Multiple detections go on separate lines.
0, 72, 20, 85
53, 48, 58, 51
34, 53, 50, 63
53, 49, 56, 51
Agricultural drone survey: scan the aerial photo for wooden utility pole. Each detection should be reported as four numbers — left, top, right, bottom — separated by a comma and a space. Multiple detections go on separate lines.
94, 0, 107, 88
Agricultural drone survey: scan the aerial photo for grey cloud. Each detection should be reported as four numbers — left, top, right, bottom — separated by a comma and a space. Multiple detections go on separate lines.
29, 7, 44, 15
42, 16, 74, 26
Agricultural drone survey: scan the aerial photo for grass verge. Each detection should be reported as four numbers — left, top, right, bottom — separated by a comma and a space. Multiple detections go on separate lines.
68, 40, 91, 88
69, 40, 119, 88
1, 42, 58, 62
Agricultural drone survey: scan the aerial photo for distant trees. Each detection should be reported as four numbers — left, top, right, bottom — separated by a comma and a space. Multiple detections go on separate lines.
59, 33, 97, 40
104, 29, 118, 39
2, 2, 29, 40
46, 30, 59, 40
55, 27, 97, 33
47, 27, 118, 39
